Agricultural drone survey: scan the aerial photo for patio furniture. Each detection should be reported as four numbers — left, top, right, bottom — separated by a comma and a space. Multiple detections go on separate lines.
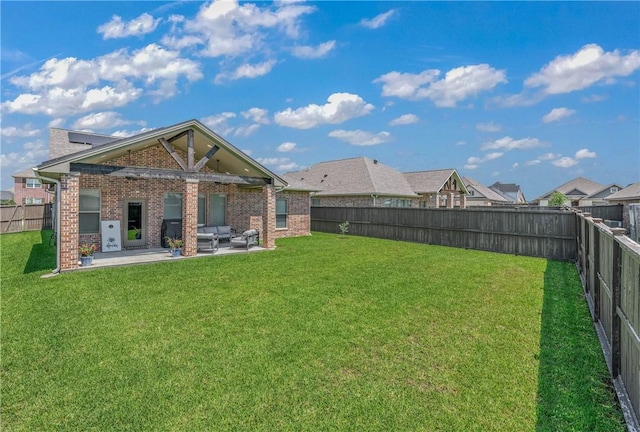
196, 226, 219, 253
196, 225, 235, 243
229, 229, 259, 250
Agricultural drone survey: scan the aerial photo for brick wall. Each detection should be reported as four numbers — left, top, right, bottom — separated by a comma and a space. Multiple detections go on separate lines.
12, 178, 53, 205
60, 143, 312, 269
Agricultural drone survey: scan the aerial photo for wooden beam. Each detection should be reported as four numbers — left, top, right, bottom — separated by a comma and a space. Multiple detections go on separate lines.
193, 145, 220, 172
70, 163, 269, 186
187, 129, 194, 171
167, 130, 190, 143
158, 138, 187, 171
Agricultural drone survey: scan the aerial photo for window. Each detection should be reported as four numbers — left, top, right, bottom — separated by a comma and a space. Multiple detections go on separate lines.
611, 187, 619, 193
209, 194, 226, 226
311, 198, 320, 206
25, 197, 43, 205
276, 198, 288, 229
26, 178, 41, 188
79, 189, 100, 234
163, 192, 182, 219
198, 193, 206, 225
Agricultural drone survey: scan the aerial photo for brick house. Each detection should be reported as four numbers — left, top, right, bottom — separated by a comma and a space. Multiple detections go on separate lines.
12, 168, 54, 205
35, 119, 311, 272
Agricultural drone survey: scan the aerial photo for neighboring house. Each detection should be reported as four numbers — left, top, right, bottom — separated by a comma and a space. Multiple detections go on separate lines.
488, 182, 526, 204
12, 168, 54, 205
462, 177, 510, 206
403, 169, 469, 208
283, 157, 419, 208
34, 119, 311, 272
606, 181, 640, 238
534, 177, 619, 206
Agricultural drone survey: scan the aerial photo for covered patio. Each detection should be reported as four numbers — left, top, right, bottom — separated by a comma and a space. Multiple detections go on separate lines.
75, 243, 271, 271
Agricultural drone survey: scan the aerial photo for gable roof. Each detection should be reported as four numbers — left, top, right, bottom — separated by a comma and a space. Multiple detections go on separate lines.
462, 177, 509, 202
403, 169, 469, 195
36, 119, 287, 187
12, 168, 39, 179
607, 181, 640, 201
535, 176, 604, 201
284, 157, 418, 197
585, 183, 625, 199
490, 182, 521, 194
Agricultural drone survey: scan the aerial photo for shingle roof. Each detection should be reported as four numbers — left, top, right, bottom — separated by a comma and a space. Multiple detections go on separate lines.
490, 182, 521, 194
462, 177, 509, 202
607, 181, 640, 201
284, 157, 418, 197
12, 168, 37, 178
403, 169, 468, 194
535, 177, 604, 200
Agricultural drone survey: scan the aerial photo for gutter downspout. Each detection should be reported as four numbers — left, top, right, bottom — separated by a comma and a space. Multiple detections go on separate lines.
33, 169, 61, 276
371, 194, 378, 206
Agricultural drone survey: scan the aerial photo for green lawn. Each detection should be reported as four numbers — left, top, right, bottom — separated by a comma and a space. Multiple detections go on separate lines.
1, 230, 625, 431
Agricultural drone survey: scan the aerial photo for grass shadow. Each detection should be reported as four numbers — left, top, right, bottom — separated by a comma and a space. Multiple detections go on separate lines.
23, 230, 56, 274
536, 259, 625, 431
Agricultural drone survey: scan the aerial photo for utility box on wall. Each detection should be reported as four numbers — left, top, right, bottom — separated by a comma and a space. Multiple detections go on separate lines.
101, 221, 122, 252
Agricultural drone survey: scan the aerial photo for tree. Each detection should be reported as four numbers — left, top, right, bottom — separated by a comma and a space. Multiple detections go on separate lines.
548, 191, 568, 207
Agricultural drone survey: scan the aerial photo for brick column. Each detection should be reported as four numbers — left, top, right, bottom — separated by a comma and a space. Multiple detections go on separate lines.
434, 194, 440, 208
60, 173, 80, 271
183, 179, 199, 257
459, 193, 467, 209
262, 185, 276, 249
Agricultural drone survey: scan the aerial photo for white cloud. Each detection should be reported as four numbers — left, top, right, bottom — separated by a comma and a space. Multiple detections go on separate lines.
163, 0, 315, 57
374, 64, 506, 107
525, 159, 541, 166
552, 157, 578, 168
539, 152, 561, 161
0, 125, 41, 138
72, 111, 145, 130
542, 107, 576, 123
360, 10, 396, 29
277, 142, 297, 152
463, 151, 504, 170
215, 60, 276, 83
525, 44, 640, 94
111, 127, 153, 138
575, 148, 596, 159
202, 112, 236, 136
291, 41, 336, 59
48, 118, 66, 128
2, 44, 202, 116
581, 94, 608, 103
242, 107, 270, 124
274, 92, 374, 129
98, 13, 161, 39
476, 121, 501, 132
389, 113, 418, 126
481, 136, 544, 151
256, 156, 299, 172
234, 124, 261, 137
328, 129, 392, 146
0, 139, 49, 176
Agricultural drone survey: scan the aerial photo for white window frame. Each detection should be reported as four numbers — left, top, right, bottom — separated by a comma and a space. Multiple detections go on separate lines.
25, 178, 41, 188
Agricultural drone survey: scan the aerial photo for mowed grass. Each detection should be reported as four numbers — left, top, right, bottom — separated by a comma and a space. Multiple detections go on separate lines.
1, 231, 625, 431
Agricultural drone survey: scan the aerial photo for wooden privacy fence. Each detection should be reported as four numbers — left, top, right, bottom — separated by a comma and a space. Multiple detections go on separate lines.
574, 204, 623, 222
0, 204, 53, 233
576, 211, 640, 428
311, 206, 576, 260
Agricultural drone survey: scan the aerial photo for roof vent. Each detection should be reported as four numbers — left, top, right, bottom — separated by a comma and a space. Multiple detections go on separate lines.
373, 159, 378, 164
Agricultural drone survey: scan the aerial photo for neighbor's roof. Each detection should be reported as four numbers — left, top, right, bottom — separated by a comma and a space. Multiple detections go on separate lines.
462, 177, 509, 202
490, 182, 521, 194
36, 119, 287, 187
403, 168, 469, 194
535, 176, 605, 201
607, 181, 640, 201
284, 157, 418, 197
12, 168, 38, 179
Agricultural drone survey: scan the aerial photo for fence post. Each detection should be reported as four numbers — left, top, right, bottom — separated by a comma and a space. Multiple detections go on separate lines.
592, 218, 603, 321
610, 227, 626, 377
584, 213, 591, 294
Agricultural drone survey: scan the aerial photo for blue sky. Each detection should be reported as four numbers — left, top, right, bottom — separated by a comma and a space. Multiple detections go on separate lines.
1, 1, 639, 200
